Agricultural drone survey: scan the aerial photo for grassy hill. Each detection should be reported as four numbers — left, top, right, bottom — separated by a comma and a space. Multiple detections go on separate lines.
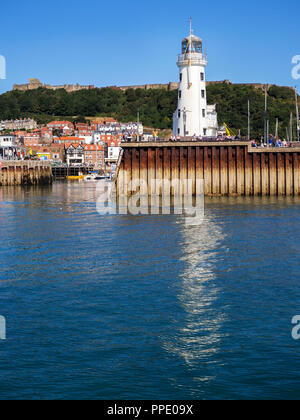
0, 84, 298, 139
207, 84, 299, 139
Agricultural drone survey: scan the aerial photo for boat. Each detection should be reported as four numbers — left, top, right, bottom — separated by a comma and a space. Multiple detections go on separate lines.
105, 173, 114, 182
67, 175, 85, 181
84, 174, 106, 182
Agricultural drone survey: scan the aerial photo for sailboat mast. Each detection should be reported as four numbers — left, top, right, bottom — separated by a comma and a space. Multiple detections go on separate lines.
295, 87, 300, 142
248, 100, 251, 140
275, 118, 279, 139
264, 87, 268, 144
290, 112, 293, 143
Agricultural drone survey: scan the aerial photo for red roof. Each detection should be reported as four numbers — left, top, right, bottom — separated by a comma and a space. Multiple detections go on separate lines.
47, 121, 73, 125
53, 136, 85, 143
83, 145, 104, 151
65, 143, 83, 149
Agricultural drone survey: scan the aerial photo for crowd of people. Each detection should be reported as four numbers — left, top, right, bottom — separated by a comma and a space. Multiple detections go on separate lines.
167, 135, 238, 142
251, 136, 290, 148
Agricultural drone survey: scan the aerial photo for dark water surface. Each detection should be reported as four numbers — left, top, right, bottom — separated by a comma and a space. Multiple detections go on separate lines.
0, 182, 300, 400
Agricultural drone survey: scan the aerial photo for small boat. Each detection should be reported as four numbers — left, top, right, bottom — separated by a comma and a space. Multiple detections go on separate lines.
67, 175, 85, 181
105, 174, 114, 182
84, 174, 106, 182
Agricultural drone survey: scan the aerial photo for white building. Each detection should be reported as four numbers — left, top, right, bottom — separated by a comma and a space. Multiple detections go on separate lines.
107, 146, 121, 161
80, 135, 93, 145
105, 139, 121, 170
92, 132, 102, 144
173, 28, 218, 137
0, 135, 16, 147
0, 135, 20, 161
65, 144, 84, 166
0, 119, 37, 131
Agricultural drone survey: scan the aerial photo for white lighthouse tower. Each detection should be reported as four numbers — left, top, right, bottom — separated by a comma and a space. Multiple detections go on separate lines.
173, 23, 218, 138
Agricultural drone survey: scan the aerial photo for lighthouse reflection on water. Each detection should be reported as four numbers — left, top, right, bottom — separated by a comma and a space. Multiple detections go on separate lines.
162, 210, 227, 382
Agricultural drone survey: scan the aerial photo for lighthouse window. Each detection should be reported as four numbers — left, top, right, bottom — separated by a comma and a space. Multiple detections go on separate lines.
201, 73, 205, 81
180, 73, 183, 82
195, 42, 202, 53
202, 109, 206, 117
201, 90, 205, 98
178, 110, 181, 118
179, 91, 182, 99
203, 129, 207, 136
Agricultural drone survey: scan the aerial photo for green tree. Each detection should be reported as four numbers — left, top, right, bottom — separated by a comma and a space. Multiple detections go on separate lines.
0, 84, 298, 139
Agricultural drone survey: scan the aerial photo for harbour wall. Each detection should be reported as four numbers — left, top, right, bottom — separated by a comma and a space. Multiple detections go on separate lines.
0, 161, 52, 186
116, 142, 300, 196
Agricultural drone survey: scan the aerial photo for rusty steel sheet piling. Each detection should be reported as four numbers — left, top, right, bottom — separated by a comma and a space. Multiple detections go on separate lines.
116, 142, 300, 197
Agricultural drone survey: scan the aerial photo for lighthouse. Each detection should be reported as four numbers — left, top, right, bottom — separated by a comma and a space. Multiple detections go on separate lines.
173, 25, 218, 138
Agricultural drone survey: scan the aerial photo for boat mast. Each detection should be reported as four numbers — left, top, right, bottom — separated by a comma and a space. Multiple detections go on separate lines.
264, 87, 268, 144
290, 112, 293, 143
275, 118, 279, 139
137, 110, 140, 142
248, 100, 251, 140
295, 87, 300, 142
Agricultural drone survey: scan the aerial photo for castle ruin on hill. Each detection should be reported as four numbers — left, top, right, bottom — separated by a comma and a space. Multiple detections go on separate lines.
13, 79, 95, 92
116, 80, 294, 92
13, 78, 294, 93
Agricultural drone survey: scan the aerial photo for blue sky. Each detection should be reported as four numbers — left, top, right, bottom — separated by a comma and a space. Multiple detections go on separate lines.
0, 0, 299, 93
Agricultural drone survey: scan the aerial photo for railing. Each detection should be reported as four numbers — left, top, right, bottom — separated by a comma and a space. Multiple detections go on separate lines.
177, 53, 207, 65
123, 137, 250, 144
256, 142, 299, 149
163, 137, 250, 143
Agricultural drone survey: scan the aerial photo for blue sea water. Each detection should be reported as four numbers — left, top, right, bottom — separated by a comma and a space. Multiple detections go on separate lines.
0, 182, 300, 400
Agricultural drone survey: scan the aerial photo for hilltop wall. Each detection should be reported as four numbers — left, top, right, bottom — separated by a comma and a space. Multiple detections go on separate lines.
13, 79, 95, 93
118, 80, 295, 92
13, 78, 295, 93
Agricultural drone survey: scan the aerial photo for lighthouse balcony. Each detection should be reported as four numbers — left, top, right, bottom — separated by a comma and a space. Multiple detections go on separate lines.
177, 53, 207, 66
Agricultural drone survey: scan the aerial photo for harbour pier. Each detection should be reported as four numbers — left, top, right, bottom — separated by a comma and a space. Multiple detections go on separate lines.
0, 161, 52, 186
116, 141, 300, 196
52, 166, 91, 181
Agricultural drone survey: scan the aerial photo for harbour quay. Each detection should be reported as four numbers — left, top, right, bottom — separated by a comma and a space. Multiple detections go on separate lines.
116, 141, 300, 197
0, 161, 52, 186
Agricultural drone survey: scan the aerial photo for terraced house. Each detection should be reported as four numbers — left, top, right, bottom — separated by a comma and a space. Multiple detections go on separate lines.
83, 145, 105, 168
65, 143, 84, 166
